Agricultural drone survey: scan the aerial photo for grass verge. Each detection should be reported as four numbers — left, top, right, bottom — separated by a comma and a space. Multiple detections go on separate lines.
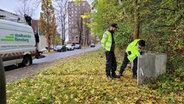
7, 49, 184, 104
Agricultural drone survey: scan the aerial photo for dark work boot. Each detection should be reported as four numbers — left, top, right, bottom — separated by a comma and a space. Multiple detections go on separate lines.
112, 73, 120, 78
117, 72, 123, 78
106, 70, 112, 80
133, 75, 137, 79
112, 71, 118, 78
107, 75, 113, 80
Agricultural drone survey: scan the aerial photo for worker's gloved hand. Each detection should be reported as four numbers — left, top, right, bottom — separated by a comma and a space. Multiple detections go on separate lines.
140, 51, 144, 55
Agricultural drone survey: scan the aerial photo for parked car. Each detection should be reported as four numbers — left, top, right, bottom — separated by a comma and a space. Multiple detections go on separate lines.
66, 44, 75, 50
89, 43, 95, 47
45, 45, 54, 50
54, 45, 67, 52
74, 43, 81, 49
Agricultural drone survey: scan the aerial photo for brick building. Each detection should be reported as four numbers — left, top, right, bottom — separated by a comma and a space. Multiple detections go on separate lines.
31, 20, 47, 51
68, 0, 92, 44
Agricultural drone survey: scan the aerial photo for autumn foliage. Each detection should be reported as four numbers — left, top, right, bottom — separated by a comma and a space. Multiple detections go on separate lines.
91, 0, 184, 70
40, 0, 57, 52
7, 50, 184, 103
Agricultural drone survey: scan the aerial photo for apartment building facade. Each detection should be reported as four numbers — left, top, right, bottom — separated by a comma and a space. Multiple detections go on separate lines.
68, 1, 92, 45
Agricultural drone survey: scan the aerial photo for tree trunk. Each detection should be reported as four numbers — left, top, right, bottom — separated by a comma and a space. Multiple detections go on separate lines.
82, 18, 86, 46
62, 39, 65, 45
62, 27, 65, 45
133, 16, 140, 39
48, 36, 51, 52
133, 0, 140, 40
79, 18, 82, 44
63, 27, 65, 45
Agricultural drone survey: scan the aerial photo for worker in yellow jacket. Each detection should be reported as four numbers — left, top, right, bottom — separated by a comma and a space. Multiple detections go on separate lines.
118, 39, 145, 79
101, 23, 118, 80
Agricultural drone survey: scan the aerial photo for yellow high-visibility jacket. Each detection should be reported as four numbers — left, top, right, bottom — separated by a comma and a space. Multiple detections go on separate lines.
126, 39, 141, 62
101, 31, 112, 51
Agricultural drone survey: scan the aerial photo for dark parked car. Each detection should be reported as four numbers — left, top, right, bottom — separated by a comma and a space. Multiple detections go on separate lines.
54, 45, 67, 52
74, 43, 81, 49
45, 46, 54, 50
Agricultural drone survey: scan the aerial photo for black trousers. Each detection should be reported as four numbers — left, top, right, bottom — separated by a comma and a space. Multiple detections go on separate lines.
119, 52, 138, 77
105, 51, 117, 76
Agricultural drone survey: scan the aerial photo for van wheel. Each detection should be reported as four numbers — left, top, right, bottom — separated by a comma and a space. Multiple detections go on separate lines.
22, 55, 32, 66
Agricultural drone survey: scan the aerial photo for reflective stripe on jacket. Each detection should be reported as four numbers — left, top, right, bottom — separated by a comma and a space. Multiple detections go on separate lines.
126, 39, 141, 62
101, 31, 112, 51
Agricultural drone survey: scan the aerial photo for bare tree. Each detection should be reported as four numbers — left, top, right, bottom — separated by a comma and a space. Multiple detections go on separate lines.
54, 0, 68, 45
15, 0, 36, 17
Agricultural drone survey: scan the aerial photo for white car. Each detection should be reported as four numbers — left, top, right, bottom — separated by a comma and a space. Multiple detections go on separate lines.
89, 43, 95, 47
54, 45, 67, 52
66, 44, 75, 50
74, 43, 81, 49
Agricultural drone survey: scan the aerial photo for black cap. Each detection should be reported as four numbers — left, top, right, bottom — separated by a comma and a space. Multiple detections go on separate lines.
138, 40, 145, 47
111, 23, 118, 28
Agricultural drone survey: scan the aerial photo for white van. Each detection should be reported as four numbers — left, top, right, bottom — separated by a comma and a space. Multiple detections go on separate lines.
0, 19, 36, 67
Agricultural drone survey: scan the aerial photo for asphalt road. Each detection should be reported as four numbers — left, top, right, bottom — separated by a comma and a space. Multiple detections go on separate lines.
5, 44, 101, 83
33, 44, 101, 64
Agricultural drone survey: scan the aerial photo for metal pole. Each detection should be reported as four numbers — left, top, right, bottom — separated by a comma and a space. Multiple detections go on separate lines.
0, 57, 6, 104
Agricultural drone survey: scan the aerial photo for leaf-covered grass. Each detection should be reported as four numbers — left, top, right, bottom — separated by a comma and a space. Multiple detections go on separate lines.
7, 49, 184, 104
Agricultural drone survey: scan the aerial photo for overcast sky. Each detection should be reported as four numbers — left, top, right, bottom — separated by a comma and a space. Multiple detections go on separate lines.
0, 0, 93, 19
0, 0, 41, 19
0, 0, 20, 12
0, 0, 21, 13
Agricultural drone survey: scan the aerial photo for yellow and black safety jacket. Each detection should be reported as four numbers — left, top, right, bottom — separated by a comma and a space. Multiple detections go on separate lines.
126, 39, 141, 62
101, 30, 115, 51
